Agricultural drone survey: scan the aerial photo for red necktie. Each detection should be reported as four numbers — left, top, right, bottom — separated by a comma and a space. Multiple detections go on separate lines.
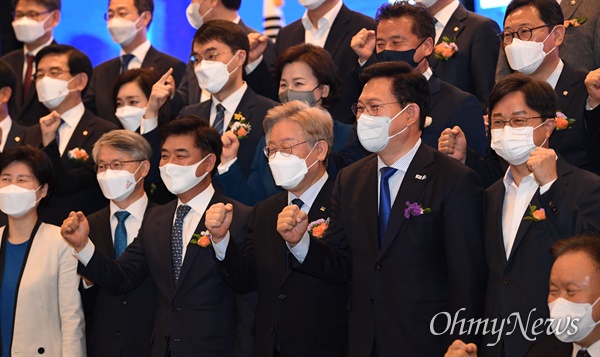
23, 54, 35, 101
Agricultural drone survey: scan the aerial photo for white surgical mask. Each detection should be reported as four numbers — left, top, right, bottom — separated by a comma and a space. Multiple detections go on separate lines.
548, 297, 600, 343
194, 52, 239, 94
505, 29, 556, 75
97, 164, 142, 202
268, 143, 319, 190
0, 184, 42, 218
115, 105, 145, 131
12, 14, 52, 44
357, 105, 410, 153
159, 154, 210, 195
491, 122, 546, 165
186, 1, 213, 29
298, 0, 326, 10
107, 16, 143, 46
413, 0, 438, 8
36, 76, 76, 109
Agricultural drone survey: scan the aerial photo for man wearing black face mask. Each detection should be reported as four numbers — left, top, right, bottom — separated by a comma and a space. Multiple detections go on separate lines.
350, 1, 487, 157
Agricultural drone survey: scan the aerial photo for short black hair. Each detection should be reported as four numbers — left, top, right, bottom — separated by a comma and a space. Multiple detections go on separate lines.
0, 59, 17, 102
0, 145, 54, 208
488, 73, 557, 120
551, 235, 600, 271
360, 61, 431, 130
193, 20, 250, 67
159, 116, 222, 170
375, 1, 435, 41
13, 0, 61, 11
221, 0, 241, 10
35, 44, 93, 95
504, 0, 563, 27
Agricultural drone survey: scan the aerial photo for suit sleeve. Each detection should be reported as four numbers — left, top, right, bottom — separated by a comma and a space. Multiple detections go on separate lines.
455, 93, 487, 157
464, 147, 504, 189
469, 18, 501, 111
583, 105, 600, 173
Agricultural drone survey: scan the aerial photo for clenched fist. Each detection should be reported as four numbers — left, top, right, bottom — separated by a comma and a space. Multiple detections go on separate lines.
438, 126, 467, 163
205, 203, 233, 243
40, 111, 63, 147
526, 147, 557, 186
61, 211, 91, 252
276, 204, 308, 246
351, 28, 376, 64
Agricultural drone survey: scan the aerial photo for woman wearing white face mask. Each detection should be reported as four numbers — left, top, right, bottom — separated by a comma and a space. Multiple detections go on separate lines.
0, 146, 85, 357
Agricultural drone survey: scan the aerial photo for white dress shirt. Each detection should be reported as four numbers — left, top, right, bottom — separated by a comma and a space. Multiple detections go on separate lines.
0, 116, 14, 152
573, 340, 600, 357
301, 0, 344, 48
109, 193, 148, 246
210, 82, 248, 131
546, 59, 564, 90
58, 102, 85, 156
432, 0, 460, 43
119, 39, 151, 70
21, 36, 54, 82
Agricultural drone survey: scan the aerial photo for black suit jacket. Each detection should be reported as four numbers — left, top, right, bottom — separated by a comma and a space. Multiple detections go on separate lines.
78, 191, 253, 357
179, 87, 277, 177
216, 176, 348, 356
82, 202, 157, 357
482, 158, 600, 357
85, 46, 186, 126
274, 4, 376, 124
298, 143, 487, 356
429, 4, 500, 112
22, 108, 117, 225
1, 44, 56, 126
3, 119, 26, 151
526, 336, 573, 357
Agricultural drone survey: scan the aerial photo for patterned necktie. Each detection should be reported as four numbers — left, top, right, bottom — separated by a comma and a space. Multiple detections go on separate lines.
577, 349, 591, 357
23, 54, 35, 100
55, 118, 66, 147
378, 167, 397, 247
113, 211, 131, 258
120, 54, 135, 74
213, 104, 226, 135
171, 204, 191, 284
291, 198, 305, 211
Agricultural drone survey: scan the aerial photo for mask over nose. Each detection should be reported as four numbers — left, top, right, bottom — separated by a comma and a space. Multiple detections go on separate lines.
186, 1, 213, 29
375, 39, 427, 69
279, 85, 321, 107
357, 105, 411, 153
548, 296, 600, 343
36, 76, 77, 109
195, 52, 240, 94
268, 142, 319, 190
491, 121, 548, 165
160, 154, 211, 195
12, 14, 53, 44
107, 15, 144, 46
505, 28, 557, 75
0, 184, 42, 218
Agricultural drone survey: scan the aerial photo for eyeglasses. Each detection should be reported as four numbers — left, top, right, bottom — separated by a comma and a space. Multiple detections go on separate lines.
189, 50, 234, 66
34, 67, 71, 81
94, 160, 143, 173
263, 141, 310, 159
13, 10, 52, 20
497, 24, 553, 45
490, 116, 545, 129
351, 102, 399, 117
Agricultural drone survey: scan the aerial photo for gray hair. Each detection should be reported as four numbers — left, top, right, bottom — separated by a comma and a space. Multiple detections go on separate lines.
92, 130, 152, 163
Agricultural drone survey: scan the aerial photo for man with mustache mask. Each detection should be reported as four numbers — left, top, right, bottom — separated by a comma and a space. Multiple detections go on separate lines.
1, 0, 60, 126
61, 117, 255, 357
84, 0, 185, 126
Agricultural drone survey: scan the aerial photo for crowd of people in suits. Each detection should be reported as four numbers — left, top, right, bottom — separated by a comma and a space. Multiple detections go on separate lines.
0, 0, 599, 356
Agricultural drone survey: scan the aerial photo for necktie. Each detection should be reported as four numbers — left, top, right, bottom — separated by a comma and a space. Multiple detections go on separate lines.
120, 54, 135, 74
23, 54, 35, 101
378, 167, 397, 247
113, 211, 131, 258
55, 118, 66, 147
291, 198, 305, 210
577, 349, 591, 357
213, 104, 225, 135
171, 204, 191, 284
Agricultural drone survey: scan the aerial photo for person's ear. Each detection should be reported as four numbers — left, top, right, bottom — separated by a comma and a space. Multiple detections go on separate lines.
72, 72, 88, 92
315, 140, 329, 162
544, 118, 556, 139
197, 153, 216, 177
139, 11, 152, 28
320, 84, 330, 98
139, 160, 151, 178
0, 86, 12, 105
405, 103, 420, 127
551, 25, 565, 47
40, 183, 49, 199
421, 37, 434, 57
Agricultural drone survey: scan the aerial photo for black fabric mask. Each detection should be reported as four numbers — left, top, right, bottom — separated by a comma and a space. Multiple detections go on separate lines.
375, 39, 427, 68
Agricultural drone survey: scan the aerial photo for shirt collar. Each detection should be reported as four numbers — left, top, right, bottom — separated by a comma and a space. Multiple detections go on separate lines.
212, 82, 248, 114
573, 339, 600, 357
301, 0, 344, 32
177, 183, 215, 216
233, 16, 241, 24
0, 116, 13, 150
502, 167, 536, 189
60, 102, 85, 129
377, 138, 422, 173
23, 36, 54, 56
546, 59, 564, 90
119, 39, 152, 63
432, 0, 460, 28
288, 171, 329, 210
110, 193, 148, 222
423, 67, 433, 81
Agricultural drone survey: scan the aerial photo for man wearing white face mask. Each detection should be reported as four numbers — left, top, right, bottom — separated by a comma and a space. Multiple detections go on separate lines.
1, 0, 60, 126
61, 117, 255, 357
84, 0, 185, 127
21, 44, 117, 226
82, 130, 156, 357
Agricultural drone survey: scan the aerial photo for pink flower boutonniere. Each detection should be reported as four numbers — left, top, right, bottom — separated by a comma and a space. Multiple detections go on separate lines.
564, 16, 587, 28
555, 111, 576, 131
307, 218, 330, 239
190, 230, 212, 248
229, 112, 251, 139
434, 37, 458, 60
68, 148, 89, 163
404, 202, 431, 219
523, 205, 546, 222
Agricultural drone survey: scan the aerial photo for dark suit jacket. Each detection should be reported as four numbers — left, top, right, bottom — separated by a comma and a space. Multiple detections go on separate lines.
216, 176, 348, 356
3, 119, 26, 151
298, 143, 487, 357
482, 158, 600, 357
82, 202, 157, 357
78, 191, 253, 357
22, 108, 117, 225
85, 46, 186, 126
274, 4, 376, 124
1, 43, 56, 126
526, 336, 573, 357
179, 86, 277, 177
429, 4, 500, 112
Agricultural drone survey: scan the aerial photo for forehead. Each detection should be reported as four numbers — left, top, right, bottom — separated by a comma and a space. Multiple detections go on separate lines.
505, 6, 543, 28
15, 0, 49, 11
117, 81, 145, 97
359, 77, 395, 102
281, 61, 316, 79
491, 91, 535, 115
1, 161, 35, 176
109, 0, 136, 10
551, 252, 600, 286
377, 17, 417, 40
97, 145, 133, 161
269, 120, 305, 142
163, 134, 199, 151
193, 40, 231, 54
37, 53, 69, 70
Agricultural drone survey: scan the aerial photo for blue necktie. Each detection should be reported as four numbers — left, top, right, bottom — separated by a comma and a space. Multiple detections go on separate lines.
171, 205, 191, 284
378, 167, 397, 247
291, 198, 305, 210
213, 104, 225, 135
120, 54, 135, 74
113, 211, 130, 258
55, 118, 66, 147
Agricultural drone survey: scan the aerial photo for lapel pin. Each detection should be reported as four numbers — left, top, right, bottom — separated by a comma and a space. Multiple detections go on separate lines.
14, 136, 21, 143
415, 174, 427, 180
562, 90, 569, 96
453, 26, 459, 32
320, 206, 326, 212
570, 0, 576, 5
82, 130, 88, 136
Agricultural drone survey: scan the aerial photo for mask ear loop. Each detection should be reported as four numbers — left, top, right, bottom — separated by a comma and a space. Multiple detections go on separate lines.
304, 140, 323, 170
388, 104, 412, 140
226, 50, 242, 75
534, 119, 553, 147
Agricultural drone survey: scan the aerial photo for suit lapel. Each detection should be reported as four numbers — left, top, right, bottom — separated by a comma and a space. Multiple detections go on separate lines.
555, 63, 581, 114
62, 111, 95, 162
323, 5, 351, 59
275, 193, 294, 285
560, 0, 583, 20
489, 185, 509, 267
428, 76, 442, 110
431, 5, 466, 70
141, 46, 160, 69
159, 202, 178, 290
230, 88, 257, 131
358, 156, 380, 257
13, 51, 25, 114
506, 192, 540, 263
96, 209, 116, 259
378, 143, 434, 259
